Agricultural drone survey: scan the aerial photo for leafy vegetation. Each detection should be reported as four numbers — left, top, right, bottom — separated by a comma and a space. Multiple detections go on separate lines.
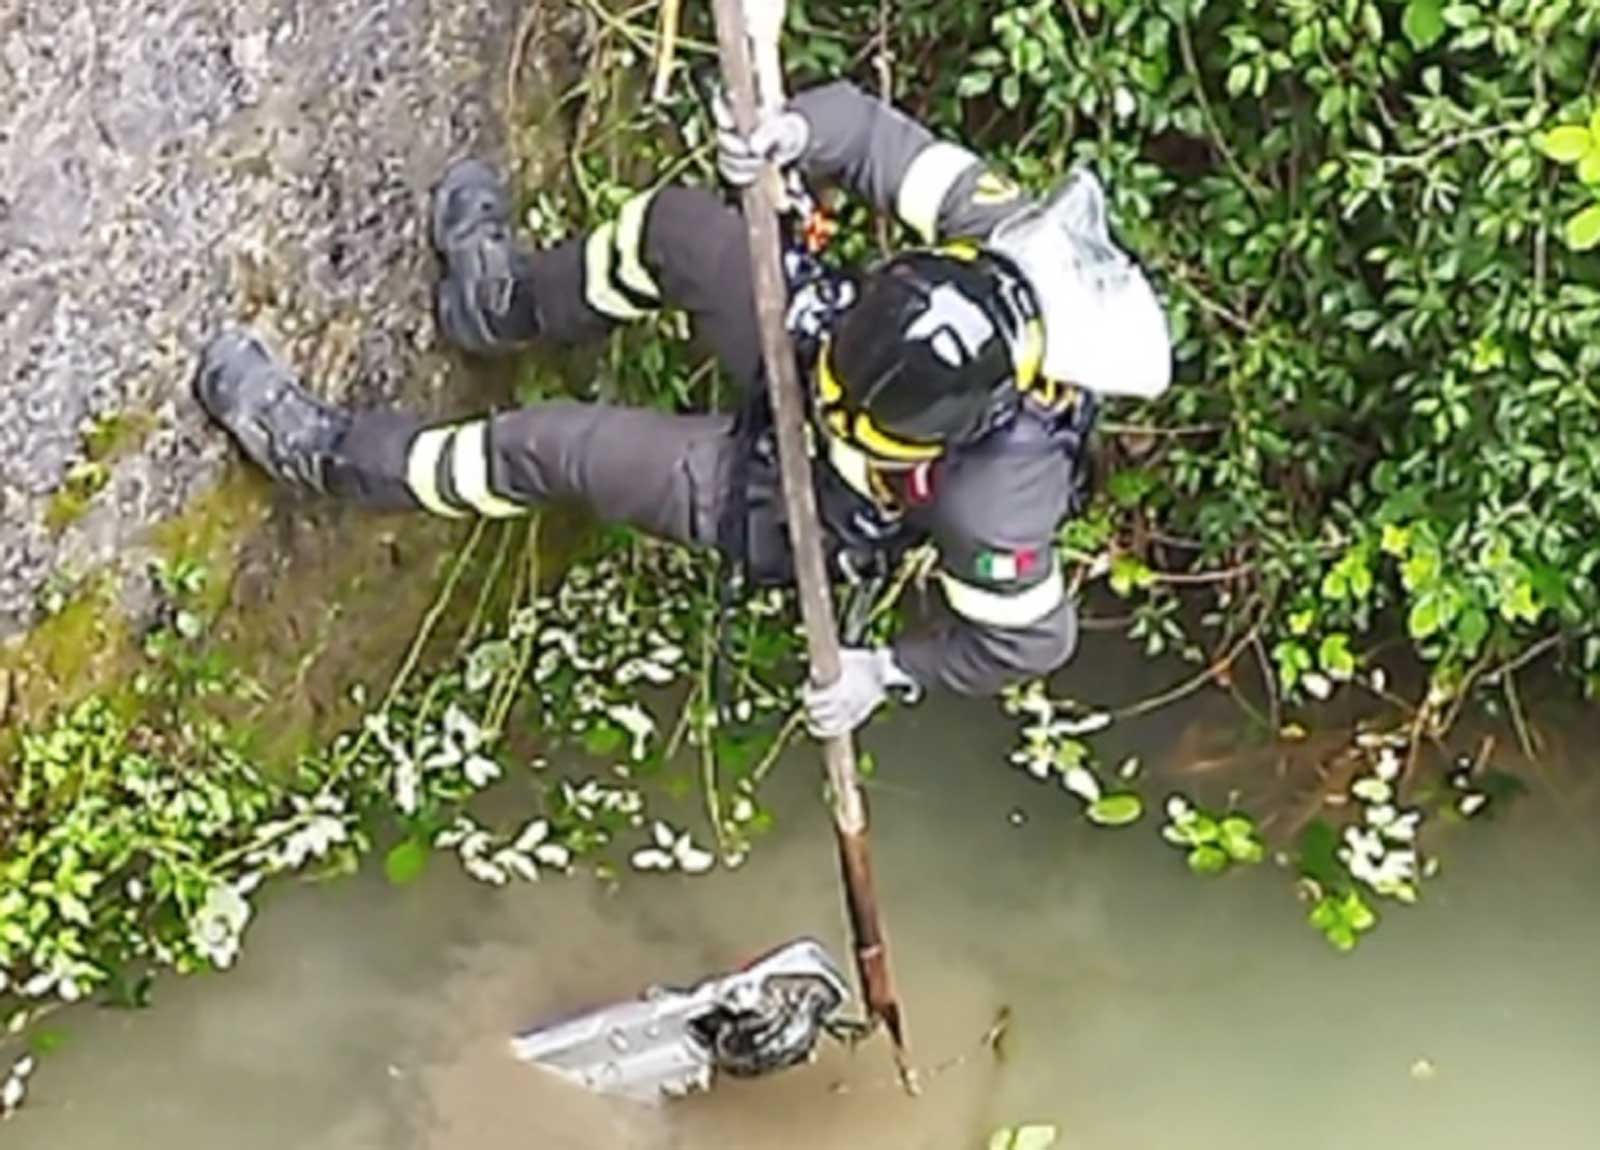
536, 0, 1597, 947
6, 0, 1599, 1114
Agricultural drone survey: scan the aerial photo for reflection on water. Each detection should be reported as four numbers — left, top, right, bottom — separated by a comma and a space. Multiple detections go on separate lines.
9, 675, 1600, 1150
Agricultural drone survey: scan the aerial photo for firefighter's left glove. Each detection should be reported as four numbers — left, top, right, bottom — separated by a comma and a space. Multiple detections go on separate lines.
803, 647, 920, 740
714, 93, 809, 188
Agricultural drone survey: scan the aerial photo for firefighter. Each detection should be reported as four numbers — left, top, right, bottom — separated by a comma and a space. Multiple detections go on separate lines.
195, 80, 1171, 739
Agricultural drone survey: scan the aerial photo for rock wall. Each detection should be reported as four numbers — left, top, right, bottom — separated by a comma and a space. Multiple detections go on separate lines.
0, 0, 548, 640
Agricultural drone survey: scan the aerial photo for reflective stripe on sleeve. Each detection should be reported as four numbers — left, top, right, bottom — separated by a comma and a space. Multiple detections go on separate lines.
405, 426, 468, 519
938, 564, 1065, 628
894, 142, 982, 243
613, 192, 661, 302
583, 222, 650, 320
450, 421, 529, 518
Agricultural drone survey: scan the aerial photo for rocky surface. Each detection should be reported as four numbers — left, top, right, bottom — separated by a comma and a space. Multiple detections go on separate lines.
0, 0, 554, 638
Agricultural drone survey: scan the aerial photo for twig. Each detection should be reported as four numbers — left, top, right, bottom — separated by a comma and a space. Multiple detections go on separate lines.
486, 516, 544, 737
872, 0, 895, 255
652, 0, 682, 103
1078, 611, 1135, 632
1162, 259, 1255, 334
696, 608, 728, 852
1176, 20, 1267, 204
1381, 125, 1517, 172
331, 520, 489, 779
1112, 619, 1263, 721
1503, 669, 1540, 762
1145, 560, 1254, 587
1435, 634, 1566, 740
461, 521, 516, 650
1100, 420, 1225, 438
829, 1006, 1010, 1097
1250, 630, 1281, 734
1488, 631, 1566, 683
574, 0, 715, 56
662, 683, 698, 762
751, 708, 807, 785
506, 0, 545, 149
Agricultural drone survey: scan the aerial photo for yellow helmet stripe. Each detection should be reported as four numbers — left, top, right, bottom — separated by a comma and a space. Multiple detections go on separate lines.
851, 411, 943, 463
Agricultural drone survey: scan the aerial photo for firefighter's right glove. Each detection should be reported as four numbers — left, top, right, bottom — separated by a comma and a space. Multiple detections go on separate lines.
714, 93, 809, 187
803, 647, 920, 740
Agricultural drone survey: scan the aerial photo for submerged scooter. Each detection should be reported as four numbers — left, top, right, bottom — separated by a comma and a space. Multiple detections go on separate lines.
510, 939, 860, 1102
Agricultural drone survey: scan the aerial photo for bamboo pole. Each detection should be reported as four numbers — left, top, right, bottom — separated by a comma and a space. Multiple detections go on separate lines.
708, 0, 909, 1058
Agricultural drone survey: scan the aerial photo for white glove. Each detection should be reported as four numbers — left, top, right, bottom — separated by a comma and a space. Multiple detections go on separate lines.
803, 647, 920, 740
713, 92, 810, 187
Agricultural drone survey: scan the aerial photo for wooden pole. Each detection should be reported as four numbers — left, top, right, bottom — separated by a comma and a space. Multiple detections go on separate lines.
709, 0, 908, 1056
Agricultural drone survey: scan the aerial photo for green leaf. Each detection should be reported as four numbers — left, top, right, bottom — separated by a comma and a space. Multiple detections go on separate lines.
1318, 633, 1356, 679
1342, 892, 1377, 932
999, 73, 1022, 110
1188, 844, 1229, 875
384, 838, 429, 886
1402, 0, 1446, 50
1324, 921, 1357, 952
1224, 833, 1266, 864
956, 71, 994, 99
1109, 554, 1155, 597
1539, 125, 1593, 163
1408, 595, 1442, 640
1498, 580, 1539, 624
1566, 203, 1600, 252
1219, 816, 1265, 863
1053, 738, 1088, 770
1455, 606, 1489, 652
582, 723, 625, 757
1106, 468, 1157, 507
1086, 793, 1144, 827
1296, 820, 1343, 887
1186, 813, 1221, 845
1579, 147, 1600, 186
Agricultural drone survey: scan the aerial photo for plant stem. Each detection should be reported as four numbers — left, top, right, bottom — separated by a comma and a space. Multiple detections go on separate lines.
487, 516, 544, 738
1176, 20, 1267, 204
751, 708, 807, 785
1504, 669, 1539, 762
1112, 618, 1264, 721
461, 522, 516, 651
329, 520, 489, 782
652, 0, 682, 102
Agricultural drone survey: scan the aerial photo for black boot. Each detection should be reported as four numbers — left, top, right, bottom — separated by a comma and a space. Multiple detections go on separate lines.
194, 330, 351, 495
431, 159, 538, 355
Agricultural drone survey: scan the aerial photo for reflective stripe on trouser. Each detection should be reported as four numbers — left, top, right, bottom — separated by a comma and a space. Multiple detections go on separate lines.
402, 421, 530, 519
583, 191, 663, 321
936, 563, 1065, 627
334, 403, 733, 546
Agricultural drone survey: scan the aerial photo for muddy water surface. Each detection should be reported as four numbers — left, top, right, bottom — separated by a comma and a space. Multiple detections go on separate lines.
10, 686, 1600, 1149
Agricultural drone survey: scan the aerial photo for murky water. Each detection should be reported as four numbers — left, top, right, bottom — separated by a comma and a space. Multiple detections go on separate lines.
9, 672, 1600, 1149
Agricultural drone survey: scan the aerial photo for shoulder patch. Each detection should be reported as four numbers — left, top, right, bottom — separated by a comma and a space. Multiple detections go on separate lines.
975, 547, 1041, 583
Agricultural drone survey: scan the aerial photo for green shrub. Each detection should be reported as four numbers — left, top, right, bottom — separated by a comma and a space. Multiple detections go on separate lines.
785, 0, 1600, 701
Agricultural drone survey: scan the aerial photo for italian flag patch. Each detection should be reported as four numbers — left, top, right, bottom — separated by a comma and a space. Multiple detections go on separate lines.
976, 548, 1040, 583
